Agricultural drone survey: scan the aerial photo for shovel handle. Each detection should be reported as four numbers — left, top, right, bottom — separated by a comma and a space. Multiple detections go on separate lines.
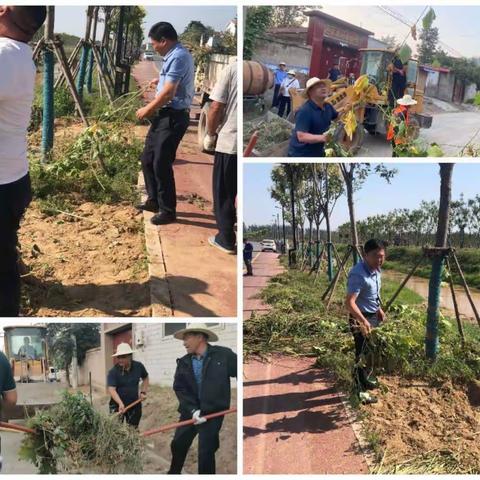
141, 407, 237, 437
0, 421, 36, 435
114, 397, 144, 416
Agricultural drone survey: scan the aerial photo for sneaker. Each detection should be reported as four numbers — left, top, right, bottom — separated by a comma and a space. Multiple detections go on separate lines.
150, 211, 176, 225
136, 200, 159, 213
359, 391, 378, 404
208, 236, 235, 254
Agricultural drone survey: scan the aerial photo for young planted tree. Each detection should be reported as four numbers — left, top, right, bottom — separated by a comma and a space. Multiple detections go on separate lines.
339, 163, 397, 263
425, 163, 455, 360
418, 7, 439, 65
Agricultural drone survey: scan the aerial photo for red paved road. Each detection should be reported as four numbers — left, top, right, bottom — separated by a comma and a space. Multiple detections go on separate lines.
132, 61, 236, 317
243, 356, 369, 474
243, 252, 284, 320
243, 253, 368, 474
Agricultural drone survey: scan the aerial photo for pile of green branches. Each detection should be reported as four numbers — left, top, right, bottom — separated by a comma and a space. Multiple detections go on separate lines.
243, 116, 292, 152
19, 391, 144, 474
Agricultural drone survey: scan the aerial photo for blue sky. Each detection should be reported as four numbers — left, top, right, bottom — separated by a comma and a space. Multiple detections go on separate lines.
52, 6, 236, 40
243, 163, 480, 229
318, 6, 480, 58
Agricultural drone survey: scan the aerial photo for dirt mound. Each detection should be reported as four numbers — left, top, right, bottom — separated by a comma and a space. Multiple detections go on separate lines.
363, 376, 480, 473
19, 201, 151, 317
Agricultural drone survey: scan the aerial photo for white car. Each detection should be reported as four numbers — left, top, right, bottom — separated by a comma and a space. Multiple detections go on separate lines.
261, 239, 277, 252
143, 51, 154, 61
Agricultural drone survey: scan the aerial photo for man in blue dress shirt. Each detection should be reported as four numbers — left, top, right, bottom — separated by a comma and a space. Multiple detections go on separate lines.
136, 22, 194, 225
288, 77, 338, 157
271, 61, 287, 108
346, 239, 387, 404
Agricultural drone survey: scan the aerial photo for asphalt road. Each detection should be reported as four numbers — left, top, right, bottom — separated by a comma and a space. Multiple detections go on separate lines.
357, 110, 480, 157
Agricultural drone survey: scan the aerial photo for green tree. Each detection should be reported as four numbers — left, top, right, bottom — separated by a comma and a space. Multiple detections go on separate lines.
270, 6, 312, 27
180, 20, 215, 47
47, 323, 100, 386
244, 6, 273, 60
418, 8, 439, 64
380, 35, 399, 49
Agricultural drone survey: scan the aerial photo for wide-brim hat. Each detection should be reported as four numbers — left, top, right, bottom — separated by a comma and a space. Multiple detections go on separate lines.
303, 77, 332, 97
397, 94, 417, 106
287, 69, 296, 76
112, 342, 136, 357
279, 61, 286, 66
174, 323, 218, 342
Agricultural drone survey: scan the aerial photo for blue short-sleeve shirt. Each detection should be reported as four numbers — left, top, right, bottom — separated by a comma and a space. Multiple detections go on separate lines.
347, 261, 382, 314
274, 69, 288, 85
157, 42, 194, 110
288, 100, 338, 157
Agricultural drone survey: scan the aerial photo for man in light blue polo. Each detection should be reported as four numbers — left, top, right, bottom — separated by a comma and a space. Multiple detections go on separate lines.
271, 61, 287, 108
346, 238, 387, 404
136, 22, 194, 225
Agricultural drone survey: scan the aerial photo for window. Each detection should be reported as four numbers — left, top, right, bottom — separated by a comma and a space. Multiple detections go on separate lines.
164, 323, 186, 337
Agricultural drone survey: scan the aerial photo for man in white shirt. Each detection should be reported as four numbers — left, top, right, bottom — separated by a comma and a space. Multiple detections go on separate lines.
203, 63, 237, 254
0, 6, 47, 316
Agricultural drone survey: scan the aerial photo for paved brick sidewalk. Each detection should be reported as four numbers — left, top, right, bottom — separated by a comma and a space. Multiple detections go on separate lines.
243, 253, 368, 474
243, 252, 284, 320
132, 61, 236, 317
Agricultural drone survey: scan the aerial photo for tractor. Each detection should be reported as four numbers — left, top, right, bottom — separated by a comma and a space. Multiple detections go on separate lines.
2, 325, 63, 421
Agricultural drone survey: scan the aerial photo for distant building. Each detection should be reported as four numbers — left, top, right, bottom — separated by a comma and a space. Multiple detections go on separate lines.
78, 323, 237, 391
225, 18, 237, 36
252, 10, 374, 80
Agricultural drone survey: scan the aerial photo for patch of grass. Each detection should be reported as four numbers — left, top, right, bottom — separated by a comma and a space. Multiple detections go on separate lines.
384, 246, 480, 290
244, 262, 480, 394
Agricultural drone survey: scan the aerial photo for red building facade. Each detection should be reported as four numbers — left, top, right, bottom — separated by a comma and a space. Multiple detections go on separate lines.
305, 10, 373, 79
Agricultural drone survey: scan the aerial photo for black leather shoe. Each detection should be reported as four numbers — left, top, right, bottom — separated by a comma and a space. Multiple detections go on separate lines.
136, 200, 158, 213
150, 211, 176, 225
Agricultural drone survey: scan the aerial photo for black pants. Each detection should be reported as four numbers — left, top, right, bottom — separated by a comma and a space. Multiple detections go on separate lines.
140, 109, 190, 214
0, 174, 32, 317
109, 400, 142, 428
271, 84, 281, 108
277, 96, 291, 118
169, 416, 224, 474
244, 259, 253, 275
213, 152, 237, 249
349, 313, 378, 389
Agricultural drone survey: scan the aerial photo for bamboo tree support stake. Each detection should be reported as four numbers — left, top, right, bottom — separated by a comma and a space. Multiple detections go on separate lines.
41, 7, 55, 161
385, 252, 426, 311
91, 44, 114, 103
52, 37, 89, 126
450, 250, 480, 327
331, 242, 349, 278
322, 245, 352, 305
32, 38, 45, 62
445, 256, 465, 346
86, 7, 99, 94
54, 38, 82, 89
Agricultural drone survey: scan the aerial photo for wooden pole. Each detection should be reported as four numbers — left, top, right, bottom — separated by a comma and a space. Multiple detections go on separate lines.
91, 43, 114, 102
385, 253, 426, 311
451, 250, 480, 327
55, 38, 82, 89
445, 256, 465, 346
52, 37, 89, 126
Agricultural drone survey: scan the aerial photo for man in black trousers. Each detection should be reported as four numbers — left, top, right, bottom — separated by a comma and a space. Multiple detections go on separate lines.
0, 6, 47, 316
203, 62, 237, 253
168, 323, 237, 474
136, 22, 194, 225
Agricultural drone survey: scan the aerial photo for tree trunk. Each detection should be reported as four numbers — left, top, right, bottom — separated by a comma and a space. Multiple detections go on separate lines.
425, 163, 454, 360
325, 168, 334, 281
343, 165, 359, 263
287, 165, 297, 264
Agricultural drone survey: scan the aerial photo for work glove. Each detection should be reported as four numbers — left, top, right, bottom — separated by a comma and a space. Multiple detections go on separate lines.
203, 133, 217, 152
192, 409, 207, 425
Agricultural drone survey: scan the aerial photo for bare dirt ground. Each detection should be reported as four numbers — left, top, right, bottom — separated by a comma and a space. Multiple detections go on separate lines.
362, 375, 480, 472
95, 385, 237, 474
19, 201, 151, 317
